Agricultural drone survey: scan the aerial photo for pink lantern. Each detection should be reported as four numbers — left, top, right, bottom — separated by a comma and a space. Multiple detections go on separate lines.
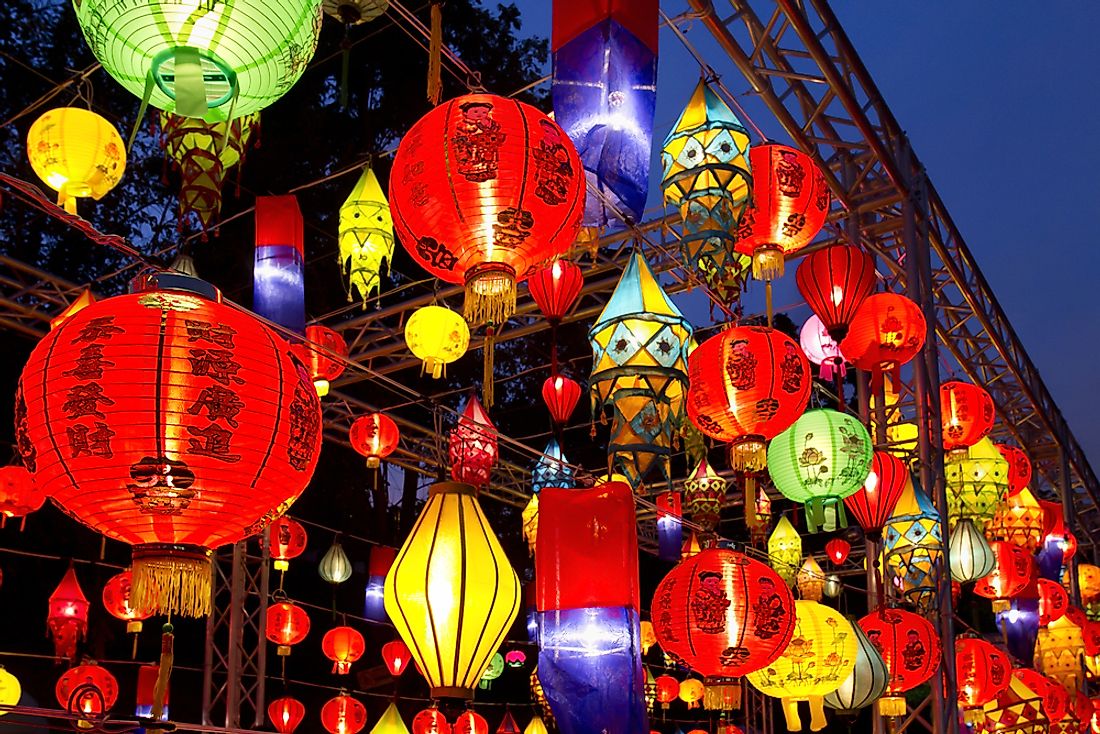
799, 314, 846, 381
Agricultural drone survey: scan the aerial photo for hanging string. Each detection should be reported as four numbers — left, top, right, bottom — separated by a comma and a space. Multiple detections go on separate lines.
426, 0, 444, 105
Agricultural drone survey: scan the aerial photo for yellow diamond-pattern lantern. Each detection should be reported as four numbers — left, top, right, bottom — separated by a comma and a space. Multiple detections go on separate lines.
945, 437, 1009, 524
985, 487, 1045, 551
339, 168, 393, 306
769, 516, 802, 588
883, 478, 943, 612
404, 305, 470, 379
746, 600, 858, 732
982, 673, 1048, 734
27, 108, 125, 214
1036, 615, 1085, 692
384, 481, 520, 699
683, 457, 727, 531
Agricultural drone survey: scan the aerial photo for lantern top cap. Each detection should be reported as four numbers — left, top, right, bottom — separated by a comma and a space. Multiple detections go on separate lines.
591, 251, 688, 331
129, 271, 221, 301
666, 79, 749, 139
428, 481, 479, 497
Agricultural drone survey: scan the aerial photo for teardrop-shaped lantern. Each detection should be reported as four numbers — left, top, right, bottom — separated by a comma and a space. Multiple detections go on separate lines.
823, 621, 889, 713
320, 542, 353, 584
950, 518, 997, 583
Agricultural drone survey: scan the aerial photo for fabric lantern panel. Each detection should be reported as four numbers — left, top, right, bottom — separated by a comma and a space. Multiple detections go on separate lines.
254, 195, 306, 334
945, 437, 1009, 522
844, 451, 909, 539
996, 444, 1033, 497
48, 568, 90, 660
683, 458, 726, 532
799, 315, 846, 382
450, 396, 498, 487
822, 621, 889, 714
974, 541, 1033, 612
857, 607, 940, 718
795, 245, 875, 342
768, 516, 802, 588
882, 479, 942, 612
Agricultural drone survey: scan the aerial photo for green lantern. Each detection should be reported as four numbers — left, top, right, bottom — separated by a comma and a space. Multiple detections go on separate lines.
767, 409, 873, 532
945, 436, 1008, 523
478, 653, 505, 689
73, 0, 323, 121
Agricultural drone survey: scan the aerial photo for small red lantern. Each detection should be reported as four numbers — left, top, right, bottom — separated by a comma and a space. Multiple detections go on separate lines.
974, 541, 1033, 612
265, 601, 310, 656
454, 711, 489, 734
655, 675, 679, 708
541, 374, 582, 425
528, 259, 584, 323
0, 465, 45, 526
795, 244, 875, 342
268, 696, 306, 734
844, 451, 909, 539
102, 570, 151, 639
350, 413, 400, 469
840, 292, 926, 388
301, 325, 348, 398
56, 663, 118, 719
136, 663, 169, 720
825, 538, 850, 565
321, 694, 367, 734
496, 712, 521, 734
996, 444, 1033, 497
382, 640, 412, 677
449, 395, 497, 487
1038, 578, 1069, 626
1013, 668, 1068, 722
956, 638, 1011, 722
269, 516, 308, 572
858, 607, 940, 717
940, 381, 995, 452
412, 707, 452, 734
48, 567, 90, 660
322, 626, 365, 674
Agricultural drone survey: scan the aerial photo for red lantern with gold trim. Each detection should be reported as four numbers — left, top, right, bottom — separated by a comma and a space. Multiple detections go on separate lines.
268, 516, 308, 573
940, 381, 995, 452
858, 606, 940, 717
321, 694, 367, 734
955, 638, 1011, 723
350, 413, 400, 469
974, 541, 1034, 612
844, 451, 909, 539
840, 293, 926, 388
996, 444, 1033, 497
382, 640, 412, 677
389, 94, 585, 326
825, 538, 850, 566
265, 601, 310, 656
56, 663, 118, 720
795, 244, 875, 342
269, 696, 306, 734
322, 626, 365, 674
15, 275, 323, 618
0, 465, 45, 525
300, 325, 347, 398
449, 395, 497, 487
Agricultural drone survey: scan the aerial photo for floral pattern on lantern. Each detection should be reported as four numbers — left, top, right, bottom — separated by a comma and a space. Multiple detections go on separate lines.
27, 108, 125, 214
823, 621, 889, 714
857, 607, 940, 718
405, 306, 470, 379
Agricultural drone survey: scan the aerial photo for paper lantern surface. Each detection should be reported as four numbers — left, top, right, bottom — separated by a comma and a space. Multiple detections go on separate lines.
27, 107, 125, 213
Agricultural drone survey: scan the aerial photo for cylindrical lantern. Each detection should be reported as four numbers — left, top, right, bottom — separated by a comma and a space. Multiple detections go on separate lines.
265, 601, 310, 656
48, 568, 90, 660
974, 541, 1033, 612
949, 518, 997, 583
795, 245, 875, 342
365, 545, 396, 622
541, 374, 582, 425
0, 465, 45, 523
254, 196, 305, 334
823, 621, 889, 713
844, 451, 909, 539
320, 542, 353, 584
350, 414, 400, 469
405, 306, 470, 379
825, 539, 850, 566
323, 626, 366, 674
102, 570, 151, 636
321, 694, 368, 734
16, 274, 323, 617
269, 516, 308, 573
857, 607, 939, 717
269, 696, 306, 734
840, 293, 926, 386
389, 94, 585, 325
56, 663, 118, 721
302, 325, 348, 397
26, 108, 126, 214
955, 638, 1011, 723
449, 396, 498, 487
940, 381, 995, 452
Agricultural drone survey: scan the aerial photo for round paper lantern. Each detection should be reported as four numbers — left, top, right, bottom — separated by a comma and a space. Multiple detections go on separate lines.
840, 293, 926, 383
686, 325, 811, 472
101, 570, 151, 634
940, 381, 995, 452
1039, 579, 1070, 626
0, 667, 20, 718
974, 541, 1033, 612
405, 305, 470, 379
0, 465, 45, 523
949, 518, 996, 583
767, 408, 873, 532
269, 696, 306, 734
319, 541, 353, 584
56, 663, 118, 720
350, 414, 400, 468
655, 675, 679, 708
321, 694, 367, 734
541, 374, 582, 425
389, 94, 585, 325
679, 678, 704, 708
454, 711, 489, 734
26, 108, 125, 214
1013, 668, 1068, 723
302, 325, 348, 397
265, 601, 310, 656
412, 708, 451, 734
799, 315, 846, 381
382, 640, 411, 677
734, 144, 830, 280
795, 245, 875, 341
844, 451, 909, 539
996, 444, 1033, 497
857, 607, 940, 717
73, 0, 323, 121
825, 539, 850, 566
323, 626, 365, 674
746, 601, 858, 732
956, 638, 1011, 723
269, 516, 308, 572
945, 437, 1009, 523
528, 259, 584, 323
651, 548, 796, 704
16, 275, 322, 617
823, 622, 889, 713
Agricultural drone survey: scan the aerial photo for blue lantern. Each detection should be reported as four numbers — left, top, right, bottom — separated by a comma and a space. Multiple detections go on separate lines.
254, 195, 305, 334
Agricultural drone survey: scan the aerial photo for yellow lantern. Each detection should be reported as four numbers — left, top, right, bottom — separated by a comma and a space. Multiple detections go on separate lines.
521, 494, 538, 556
0, 666, 20, 716
681, 530, 702, 560
747, 600, 858, 732
945, 437, 1009, 524
679, 678, 705, 709
1036, 615, 1085, 692
985, 487, 1045, 551
797, 557, 825, 602
339, 168, 393, 306
524, 716, 548, 734
1077, 564, 1100, 605
384, 481, 520, 699
769, 516, 802, 587
640, 620, 657, 655
369, 702, 409, 734
870, 373, 918, 454
26, 108, 125, 214
982, 674, 1047, 734
404, 305, 471, 379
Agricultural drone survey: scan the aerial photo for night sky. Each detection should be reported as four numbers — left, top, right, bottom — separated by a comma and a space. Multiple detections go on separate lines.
513, 0, 1100, 472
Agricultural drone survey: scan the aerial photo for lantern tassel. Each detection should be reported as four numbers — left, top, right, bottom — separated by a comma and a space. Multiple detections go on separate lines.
781, 698, 802, 732
744, 475, 761, 534
483, 326, 495, 408
148, 623, 173, 734
131, 545, 213, 618
427, 0, 444, 105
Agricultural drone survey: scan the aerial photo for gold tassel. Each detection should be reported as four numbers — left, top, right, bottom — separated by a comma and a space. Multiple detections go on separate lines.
132, 545, 213, 618
464, 267, 516, 326
744, 475, 761, 533
703, 679, 741, 710
876, 696, 906, 718
427, 1, 443, 106
483, 326, 495, 408
148, 624, 174, 734
751, 245, 785, 281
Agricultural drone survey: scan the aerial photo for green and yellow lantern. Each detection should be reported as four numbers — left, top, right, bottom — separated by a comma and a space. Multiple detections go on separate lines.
945, 436, 1009, 524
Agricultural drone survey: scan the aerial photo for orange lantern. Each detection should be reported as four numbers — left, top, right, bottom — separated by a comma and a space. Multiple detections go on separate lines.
301, 325, 348, 397
825, 538, 850, 565
679, 678, 704, 709
350, 413, 400, 469
1078, 564, 1100, 605
269, 696, 306, 734
996, 444, 1033, 497
940, 381, 995, 452
321, 694, 367, 734
0, 465, 45, 525
974, 542, 1034, 612
956, 638, 1011, 723
56, 663, 118, 720
322, 626, 365, 674
265, 601, 310, 656
858, 606, 940, 717
268, 516, 308, 572
1039, 579, 1070, 626
412, 707, 451, 734
382, 640, 412, 677
101, 570, 151, 644
655, 675, 679, 709
449, 395, 497, 487
986, 488, 1046, 551
840, 293, 926, 388
454, 711, 488, 734
48, 567, 90, 660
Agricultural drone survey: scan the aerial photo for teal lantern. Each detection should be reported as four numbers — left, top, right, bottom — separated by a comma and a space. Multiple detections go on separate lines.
882, 478, 943, 612
532, 439, 575, 493
479, 653, 505, 689
767, 409, 873, 532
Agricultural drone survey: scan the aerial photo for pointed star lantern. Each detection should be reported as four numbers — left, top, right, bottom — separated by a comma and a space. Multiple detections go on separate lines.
339, 168, 393, 306
882, 478, 943, 612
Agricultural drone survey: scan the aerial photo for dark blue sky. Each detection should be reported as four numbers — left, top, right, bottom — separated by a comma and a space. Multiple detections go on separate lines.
512, 1, 1100, 472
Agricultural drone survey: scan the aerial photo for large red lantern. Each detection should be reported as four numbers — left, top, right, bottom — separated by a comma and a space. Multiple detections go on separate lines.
1013, 668, 1068, 722
56, 663, 118, 719
974, 541, 1033, 612
269, 696, 306, 734
996, 444, 1033, 497
940, 381, 995, 452
268, 516, 308, 572
454, 711, 489, 734
795, 244, 875, 342
844, 451, 909, 539
102, 570, 151, 636
840, 293, 926, 387
858, 606, 940, 717
541, 374, 582, 425
382, 639, 412, 677
651, 548, 796, 693
412, 707, 451, 734
449, 395, 497, 486
956, 638, 1011, 723
0, 465, 45, 525
734, 144, 830, 281
350, 413, 400, 469
389, 94, 585, 326
528, 259, 584, 323
265, 601, 310, 656
322, 626, 365, 674
300, 325, 348, 397
48, 567, 89, 660
321, 694, 367, 734
16, 275, 323, 617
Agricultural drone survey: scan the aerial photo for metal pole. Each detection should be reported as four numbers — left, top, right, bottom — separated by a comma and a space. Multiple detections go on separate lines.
201, 560, 217, 726
225, 541, 247, 729
254, 537, 271, 728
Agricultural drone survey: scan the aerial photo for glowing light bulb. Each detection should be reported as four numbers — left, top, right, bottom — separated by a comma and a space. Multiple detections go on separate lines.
830, 285, 844, 305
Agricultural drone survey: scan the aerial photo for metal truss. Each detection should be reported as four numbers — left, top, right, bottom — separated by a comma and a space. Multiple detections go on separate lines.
0, 254, 85, 338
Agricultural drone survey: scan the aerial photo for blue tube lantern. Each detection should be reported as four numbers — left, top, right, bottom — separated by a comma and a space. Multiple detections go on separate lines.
254, 195, 305, 334
655, 491, 682, 563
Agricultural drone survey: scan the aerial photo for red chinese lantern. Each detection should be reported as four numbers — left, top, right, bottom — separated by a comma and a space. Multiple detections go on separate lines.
56, 663, 118, 719
269, 516, 308, 572
1013, 668, 1068, 722
840, 292, 926, 388
541, 374, 582, 425
350, 413, 400, 469
102, 570, 151, 644
15, 275, 323, 618
651, 548, 796, 706
956, 637, 1011, 723
389, 94, 585, 326
268, 696, 306, 734
321, 694, 367, 734
1039, 578, 1070, 626
795, 244, 875, 342
0, 465, 45, 525
48, 567, 89, 660
654, 675, 679, 708
974, 541, 1033, 612
734, 144, 830, 282
455, 711, 489, 734
940, 381, 995, 452
496, 712, 521, 734
322, 626, 365, 674
412, 707, 451, 734
265, 601, 310, 656
844, 451, 909, 539
857, 606, 940, 717
528, 259, 584, 323
996, 444, 1033, 497
382, 639, 412, 677
825, 538, 850, 565
301, 325, 348, 397
449, 395, 497, 487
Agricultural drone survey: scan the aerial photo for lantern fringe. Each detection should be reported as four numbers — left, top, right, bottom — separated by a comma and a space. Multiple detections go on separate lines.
464, 270, 517, 327
876, 696, 906, 718
427, 0, 443, 105
483, 326, 496, 408
149, 624, 174, 734
729, 439, 767, 473
752, 246, 785, 281
743, 475, 762, 534
703, 679, 741, 710
781, 696, 827, 732
132, 547, 212, 618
